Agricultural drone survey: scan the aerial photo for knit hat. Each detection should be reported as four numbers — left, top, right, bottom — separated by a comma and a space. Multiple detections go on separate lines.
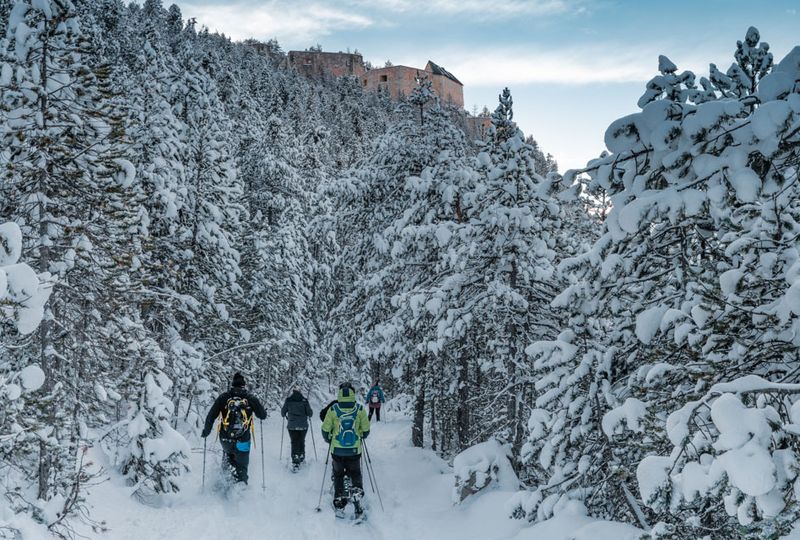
337, 384, 356, 404
231, 372, 246, 388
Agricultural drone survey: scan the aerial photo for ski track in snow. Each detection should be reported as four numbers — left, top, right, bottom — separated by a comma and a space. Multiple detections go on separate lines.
82, 412, 526, 540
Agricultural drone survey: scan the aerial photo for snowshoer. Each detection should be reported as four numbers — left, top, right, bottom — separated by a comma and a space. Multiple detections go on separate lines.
281, 386, 313, 470
321, 382, 370, 519
365, 381, 386, 422
201, 372, 267, 484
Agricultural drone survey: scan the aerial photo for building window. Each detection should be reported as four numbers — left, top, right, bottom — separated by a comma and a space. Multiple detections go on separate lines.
380, 74, 388, 82
304, 59, 312, 66
363, 79, 367, 87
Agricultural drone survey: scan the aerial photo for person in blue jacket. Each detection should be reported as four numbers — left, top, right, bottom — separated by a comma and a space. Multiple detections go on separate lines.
365, 381, 386, 422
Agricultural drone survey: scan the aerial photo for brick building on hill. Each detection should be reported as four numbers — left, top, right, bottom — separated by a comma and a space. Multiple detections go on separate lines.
288, 49, 464, 109
288, 50, 366, 79
361, 60, 464, 109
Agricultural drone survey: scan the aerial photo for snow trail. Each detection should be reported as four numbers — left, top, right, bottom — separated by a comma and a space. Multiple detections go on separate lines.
83, 411, 524, 540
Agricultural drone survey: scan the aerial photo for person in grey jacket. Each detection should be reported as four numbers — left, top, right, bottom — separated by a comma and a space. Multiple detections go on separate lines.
281, 386, 313, 469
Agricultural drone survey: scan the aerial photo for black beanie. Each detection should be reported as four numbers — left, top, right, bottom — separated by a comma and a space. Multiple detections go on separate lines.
232, 372, 246, 388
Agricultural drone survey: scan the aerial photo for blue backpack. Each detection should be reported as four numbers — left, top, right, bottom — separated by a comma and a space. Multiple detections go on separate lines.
333, 404, 360, 448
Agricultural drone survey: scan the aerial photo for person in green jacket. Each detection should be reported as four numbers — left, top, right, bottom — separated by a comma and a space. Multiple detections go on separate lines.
321, 382, 370, 518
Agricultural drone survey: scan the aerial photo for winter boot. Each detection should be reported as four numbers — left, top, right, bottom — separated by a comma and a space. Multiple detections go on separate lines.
352, 488, 365, 520
333, 497, 347, 519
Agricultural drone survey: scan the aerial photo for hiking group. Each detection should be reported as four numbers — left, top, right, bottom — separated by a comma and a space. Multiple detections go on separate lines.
201, 373, 386, 522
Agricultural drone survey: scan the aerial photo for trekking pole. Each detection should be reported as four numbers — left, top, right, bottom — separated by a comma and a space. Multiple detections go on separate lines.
365, 444, 384, 511
361, 444, 377, 500
260, 419, 266, 492
279, 417, 285, 461
363, 440, 384, 511
315, 440, 333, 512
362, 451, 376, 494
202, 437, 207, 491
309, 417, 318, 461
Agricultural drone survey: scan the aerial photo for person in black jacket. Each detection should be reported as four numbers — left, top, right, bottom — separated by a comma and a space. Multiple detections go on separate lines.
280, 386, 313, 469
201, 372, 266, 484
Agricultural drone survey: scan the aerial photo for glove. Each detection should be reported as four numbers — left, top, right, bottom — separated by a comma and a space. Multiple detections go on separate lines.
201, 428, 211, 438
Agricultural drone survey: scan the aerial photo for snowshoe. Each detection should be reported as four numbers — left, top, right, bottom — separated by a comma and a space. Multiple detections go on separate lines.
352, 487, 366, 523
353, 503, 366, 524
218, 481, 248, 503
334, 507, 346, 520
291, 463, 300, 473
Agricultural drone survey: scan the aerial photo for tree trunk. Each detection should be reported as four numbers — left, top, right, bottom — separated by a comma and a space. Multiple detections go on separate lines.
36, 22, 52, 502
412, 355, 427, 448
430, 395, 437, 452
457, 351, 470, 451
507, 258, 524, 465
172, 382, 182, 429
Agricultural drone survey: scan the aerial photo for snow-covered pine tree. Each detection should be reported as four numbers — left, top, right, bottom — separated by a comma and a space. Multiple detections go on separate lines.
120, 335, 190, 499
447, 89, 564, 460
237, 113, 316, 395
104, 0, 192, 496
170, 48, 246, 420
368, 97, 477, 453
0, 220, 50, 536
632, 37, 800, 538
0, 0, 146, 527
521, 28, 800, 537
524, 134, 558, 177
327, 84, 440, 384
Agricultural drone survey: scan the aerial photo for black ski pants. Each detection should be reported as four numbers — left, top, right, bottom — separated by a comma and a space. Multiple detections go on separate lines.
332, 454, 363, 508
220, 439, 251, 484
288, 429, 307, 464
368, 406, 381, 421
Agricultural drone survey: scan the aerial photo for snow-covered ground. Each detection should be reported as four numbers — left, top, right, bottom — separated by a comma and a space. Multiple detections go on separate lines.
77, 409, 643, 540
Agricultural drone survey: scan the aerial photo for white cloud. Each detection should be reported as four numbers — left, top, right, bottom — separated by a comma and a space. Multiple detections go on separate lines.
346, 0, 578, 16
177, 1, 372, 44
445, 49, 651, 86
413, 44, 723, 87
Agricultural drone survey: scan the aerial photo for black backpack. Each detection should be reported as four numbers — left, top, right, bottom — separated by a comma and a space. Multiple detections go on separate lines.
221, 396, 253, 440
319, 400, 336, 422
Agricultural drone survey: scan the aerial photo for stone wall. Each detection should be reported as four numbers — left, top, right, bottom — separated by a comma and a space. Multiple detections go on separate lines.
464, 115, 492, 141
362, 64, 464, 109
288, 51, 366, 79
426, 70, 464, 108
362, 65, 420, 101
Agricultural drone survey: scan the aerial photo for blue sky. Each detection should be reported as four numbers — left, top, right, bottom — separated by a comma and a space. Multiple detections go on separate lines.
171, 0, 799, 171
